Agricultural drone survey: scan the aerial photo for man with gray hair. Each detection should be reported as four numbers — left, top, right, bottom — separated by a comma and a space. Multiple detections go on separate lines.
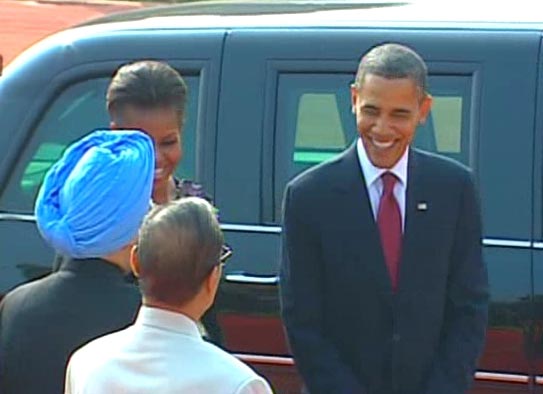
65, 197, 274, 394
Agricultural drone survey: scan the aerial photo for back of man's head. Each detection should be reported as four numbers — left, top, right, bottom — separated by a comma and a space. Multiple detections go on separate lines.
136, 197, 224, 307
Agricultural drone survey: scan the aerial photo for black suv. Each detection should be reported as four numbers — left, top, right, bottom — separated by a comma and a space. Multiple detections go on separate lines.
2, 1, 543, 393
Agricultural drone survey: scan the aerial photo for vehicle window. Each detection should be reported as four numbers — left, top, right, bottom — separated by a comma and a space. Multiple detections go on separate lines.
274, 73, 472, 221
0, 74, 199, 213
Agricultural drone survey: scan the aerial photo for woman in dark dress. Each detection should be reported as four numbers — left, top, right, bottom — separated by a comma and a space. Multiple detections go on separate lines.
106, 60, 226, 344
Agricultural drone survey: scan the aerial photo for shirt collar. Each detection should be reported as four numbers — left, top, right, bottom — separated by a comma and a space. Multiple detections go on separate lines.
356, 137, 409, 188
135, 305, 202, 339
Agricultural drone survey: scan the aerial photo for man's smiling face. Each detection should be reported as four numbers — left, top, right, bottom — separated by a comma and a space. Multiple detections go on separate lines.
351, 73, 432, 168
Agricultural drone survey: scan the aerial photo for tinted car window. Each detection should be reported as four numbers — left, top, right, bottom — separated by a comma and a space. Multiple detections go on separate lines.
0, 74, 200, 213
274, 73, 472, 221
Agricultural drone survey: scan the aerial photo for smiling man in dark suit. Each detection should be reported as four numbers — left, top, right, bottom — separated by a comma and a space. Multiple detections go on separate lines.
280, 43, 489, 394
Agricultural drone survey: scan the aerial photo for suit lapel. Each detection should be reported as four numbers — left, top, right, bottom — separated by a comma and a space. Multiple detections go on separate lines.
399, 149, 428, 295
330, 143, 394, 301
328, 147, 435, 299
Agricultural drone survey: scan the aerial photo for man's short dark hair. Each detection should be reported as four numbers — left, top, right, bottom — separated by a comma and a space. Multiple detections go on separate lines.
106, 60, 188, 124
353, 43, 428, 95
136, 197, 223, 305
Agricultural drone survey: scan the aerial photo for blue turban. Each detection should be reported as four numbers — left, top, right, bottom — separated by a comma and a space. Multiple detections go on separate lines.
35, 129, 155, 258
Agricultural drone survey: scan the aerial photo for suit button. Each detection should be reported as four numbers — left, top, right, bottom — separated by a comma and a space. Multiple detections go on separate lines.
392, 333, 400, 342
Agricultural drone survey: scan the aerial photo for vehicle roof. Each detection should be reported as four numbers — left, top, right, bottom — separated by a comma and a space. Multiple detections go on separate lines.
3, 0, 542, 77
78, 0, 543, 31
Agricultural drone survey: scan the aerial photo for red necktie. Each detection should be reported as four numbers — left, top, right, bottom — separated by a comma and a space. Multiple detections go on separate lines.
377, 172, 402, 292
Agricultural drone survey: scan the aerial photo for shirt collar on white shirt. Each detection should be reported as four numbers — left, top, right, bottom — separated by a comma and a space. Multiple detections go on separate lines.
356, 137, 409, 189
135, 305, 202, 339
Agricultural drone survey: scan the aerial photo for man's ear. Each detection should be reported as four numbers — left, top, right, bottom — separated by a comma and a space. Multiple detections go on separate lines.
130, 245, 141, 278
350, 84, 359, 114
418, 93, 433, 125
205, 265, 221, 297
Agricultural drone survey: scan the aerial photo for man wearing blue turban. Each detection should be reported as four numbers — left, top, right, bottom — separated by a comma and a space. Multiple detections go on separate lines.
0, 129, 155, 394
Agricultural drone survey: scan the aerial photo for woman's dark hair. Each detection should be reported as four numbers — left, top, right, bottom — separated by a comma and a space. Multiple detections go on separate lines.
106, 60, 188, 124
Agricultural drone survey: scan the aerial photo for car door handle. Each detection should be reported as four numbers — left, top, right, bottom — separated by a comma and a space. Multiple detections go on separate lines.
224, 273, 279, 285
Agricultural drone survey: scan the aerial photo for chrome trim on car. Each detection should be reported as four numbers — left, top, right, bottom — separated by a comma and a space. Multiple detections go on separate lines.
232, 357, 531, 385
475, 371, 529, 383
235, 354, 295, 366
0, 214, 538, 251
221, 225, 537, 249
482, 238, 532, 248
0, 213, 36, 222
220, 223, 282, 234
224, 273, 279, 285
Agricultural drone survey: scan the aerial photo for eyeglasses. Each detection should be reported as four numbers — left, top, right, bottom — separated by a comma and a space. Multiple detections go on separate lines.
206, 244, 233, 277
219, 244, 233, 267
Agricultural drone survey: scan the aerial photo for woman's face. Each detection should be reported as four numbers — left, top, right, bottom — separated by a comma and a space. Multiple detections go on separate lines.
112, 105, 182, 191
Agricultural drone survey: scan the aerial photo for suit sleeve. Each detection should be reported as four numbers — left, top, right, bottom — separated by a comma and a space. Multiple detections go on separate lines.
279, 183, 366, 394
424, 172, 489, 394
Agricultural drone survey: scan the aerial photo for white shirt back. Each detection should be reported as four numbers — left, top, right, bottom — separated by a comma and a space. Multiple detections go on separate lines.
65, 306, 274, 394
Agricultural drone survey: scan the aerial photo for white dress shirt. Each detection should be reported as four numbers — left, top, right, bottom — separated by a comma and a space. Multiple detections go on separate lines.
65, 306, 274, 394
356, 138, 408, 231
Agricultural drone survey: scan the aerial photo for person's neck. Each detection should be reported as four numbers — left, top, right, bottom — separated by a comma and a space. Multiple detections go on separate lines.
153, 178, 174, 204
142, 297, 204, 322
102, 247, 132, 273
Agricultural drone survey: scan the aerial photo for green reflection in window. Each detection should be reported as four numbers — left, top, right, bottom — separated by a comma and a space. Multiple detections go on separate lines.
432, 96, 462, 153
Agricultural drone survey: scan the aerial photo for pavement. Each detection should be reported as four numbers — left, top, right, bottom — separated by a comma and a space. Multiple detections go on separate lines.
0, 0, 150, 66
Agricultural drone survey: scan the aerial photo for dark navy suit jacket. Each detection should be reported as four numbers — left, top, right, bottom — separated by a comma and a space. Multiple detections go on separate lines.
280, 144, 489, 394
0, 258, 140, 394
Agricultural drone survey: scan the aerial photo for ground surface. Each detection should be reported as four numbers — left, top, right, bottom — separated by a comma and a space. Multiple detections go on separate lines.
0, 0, 147, 66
